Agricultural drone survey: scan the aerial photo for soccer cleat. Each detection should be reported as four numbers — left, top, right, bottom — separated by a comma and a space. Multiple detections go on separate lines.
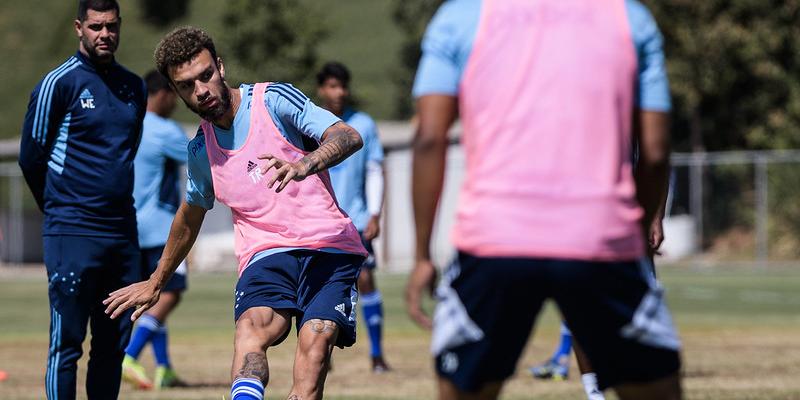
154, 366, 188, 389
529, 358, 569, 381
122, 355, 153, 390
371, 356, 391, 374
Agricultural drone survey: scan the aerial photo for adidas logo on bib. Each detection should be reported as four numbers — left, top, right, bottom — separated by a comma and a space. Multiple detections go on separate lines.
247, 160, 262, 183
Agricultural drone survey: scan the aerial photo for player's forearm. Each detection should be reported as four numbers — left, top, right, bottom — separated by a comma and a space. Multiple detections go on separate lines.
635, 111, 671, 227
412, 135, 447, 261
151, 202, 206, 289
299, 122, 363, 175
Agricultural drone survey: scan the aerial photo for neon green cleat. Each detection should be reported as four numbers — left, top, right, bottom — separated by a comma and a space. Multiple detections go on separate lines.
122, 355, 153, 390
154, 366, 188, 389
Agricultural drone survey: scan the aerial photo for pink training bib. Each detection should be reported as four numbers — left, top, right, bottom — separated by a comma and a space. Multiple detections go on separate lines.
202, 82, 366, 275
455, 0, 645, 261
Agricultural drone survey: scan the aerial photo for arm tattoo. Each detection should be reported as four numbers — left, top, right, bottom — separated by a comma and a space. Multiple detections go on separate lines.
307, 319, 338, 334
299, 122, 362, 175
236, 352, 268, 383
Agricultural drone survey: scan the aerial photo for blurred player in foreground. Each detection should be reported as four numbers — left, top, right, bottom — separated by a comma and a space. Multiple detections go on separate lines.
103, 27, 367, 400
528, 2, 674, 399
19, 0, 145, 398
317, 62, 391, 373
122, 70, 189, 390
405, 0, 682, 399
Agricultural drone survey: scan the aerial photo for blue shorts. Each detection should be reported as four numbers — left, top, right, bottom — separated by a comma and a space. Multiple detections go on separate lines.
234, 250, 364, 348
432, 252, 681, 392
140, 245, 187, 293
359, 234, 377, 270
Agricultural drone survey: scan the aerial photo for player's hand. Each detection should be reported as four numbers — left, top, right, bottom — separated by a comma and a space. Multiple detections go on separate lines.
405, 258, 437, 330
258, 153, 310, 192
102, 280, 161, 321
649, 218, 665, 256
363, 215, 381, 241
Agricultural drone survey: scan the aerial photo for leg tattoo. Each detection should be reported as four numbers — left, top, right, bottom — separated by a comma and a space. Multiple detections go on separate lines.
237, 352, 269, 384
308, 320, 337, 334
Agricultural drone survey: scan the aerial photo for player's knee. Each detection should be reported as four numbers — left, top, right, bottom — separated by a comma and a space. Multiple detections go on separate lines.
299, 319, 338, 359
235, 309, 287, 350
358, 270, 375, 293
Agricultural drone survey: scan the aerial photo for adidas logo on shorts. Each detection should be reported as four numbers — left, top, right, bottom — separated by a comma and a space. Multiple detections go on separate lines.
335, 303, 346, 317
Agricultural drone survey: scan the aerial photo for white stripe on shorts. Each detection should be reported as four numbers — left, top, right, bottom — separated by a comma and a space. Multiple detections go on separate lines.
430, 258, 485, 356
619, 258, 682, 351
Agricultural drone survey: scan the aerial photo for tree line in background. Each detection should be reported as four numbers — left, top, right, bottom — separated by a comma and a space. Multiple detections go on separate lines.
138, 0, 800, 256
140, 0, 800, 153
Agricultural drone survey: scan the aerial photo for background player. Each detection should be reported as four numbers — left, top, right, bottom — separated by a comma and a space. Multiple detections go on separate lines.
405, 0, 682, 399
529, 2, 674, 398
316, 62, 390, 373
103, 27, 367, 400
122, 70, 189, 390
18, 0, 145, 398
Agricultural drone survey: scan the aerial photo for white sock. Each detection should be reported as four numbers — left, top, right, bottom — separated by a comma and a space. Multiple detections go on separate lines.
581, 373, 605, 400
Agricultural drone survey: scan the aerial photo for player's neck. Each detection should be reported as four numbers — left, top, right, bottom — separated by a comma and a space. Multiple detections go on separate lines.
212, 86, 240, 130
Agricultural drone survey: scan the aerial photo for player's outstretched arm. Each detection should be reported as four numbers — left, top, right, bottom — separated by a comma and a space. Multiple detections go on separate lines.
104, 202, 207, 320
406, 94, 458, 330
258, 121, 363, 192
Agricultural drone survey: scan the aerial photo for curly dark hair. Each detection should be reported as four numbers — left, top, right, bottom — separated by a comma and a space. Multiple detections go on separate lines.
154, 26, 218, 80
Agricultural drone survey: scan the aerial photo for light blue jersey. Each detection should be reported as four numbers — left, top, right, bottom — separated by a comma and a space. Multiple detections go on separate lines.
133, 111, 188, 248
328, 108, 384, 231
185, 83, 343, 265
412, 0, 671, 112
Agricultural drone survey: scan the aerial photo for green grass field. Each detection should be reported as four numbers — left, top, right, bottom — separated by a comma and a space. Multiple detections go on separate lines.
1, 266, 800, 399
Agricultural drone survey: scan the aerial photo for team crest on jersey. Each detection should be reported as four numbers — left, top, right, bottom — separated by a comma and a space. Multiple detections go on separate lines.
247, 160, 262, 183
79, 88, 95, 109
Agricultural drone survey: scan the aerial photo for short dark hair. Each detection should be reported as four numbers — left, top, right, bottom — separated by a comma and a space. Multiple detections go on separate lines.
77, 0, 120, 21
155, 26, 218, 81
316, 62, 351, 87
144, 70, 171, 95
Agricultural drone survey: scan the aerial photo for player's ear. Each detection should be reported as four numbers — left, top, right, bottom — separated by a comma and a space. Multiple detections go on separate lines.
74, 19, 82, 39
217, 57, 225, 79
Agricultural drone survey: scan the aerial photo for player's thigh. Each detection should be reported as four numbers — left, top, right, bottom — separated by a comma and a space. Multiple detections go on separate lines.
552, 258, 681, 391
357, 266, 375, 293
235, 306, 293, 349
296, 251, 363, 349
433, 252, 547, 394
234, 252, 306, 346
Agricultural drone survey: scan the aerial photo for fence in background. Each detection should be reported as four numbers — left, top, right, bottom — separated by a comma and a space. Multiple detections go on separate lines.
2, 146, 800, 269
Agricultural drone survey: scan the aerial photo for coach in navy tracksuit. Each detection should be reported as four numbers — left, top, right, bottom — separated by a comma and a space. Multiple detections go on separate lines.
18, 1, 145, 398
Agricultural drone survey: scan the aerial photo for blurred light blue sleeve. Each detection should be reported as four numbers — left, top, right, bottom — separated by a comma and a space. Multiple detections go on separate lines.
363, 118, 384, 163
185, 132, 215, 209
265, 83, 341, 146
162, 121, 189, 164
627, 0, 672, 112
412, 0, 481, 98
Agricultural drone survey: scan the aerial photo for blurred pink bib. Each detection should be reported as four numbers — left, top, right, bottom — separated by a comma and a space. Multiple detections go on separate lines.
455, 0, 645, 260
202, 82, 366, 275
